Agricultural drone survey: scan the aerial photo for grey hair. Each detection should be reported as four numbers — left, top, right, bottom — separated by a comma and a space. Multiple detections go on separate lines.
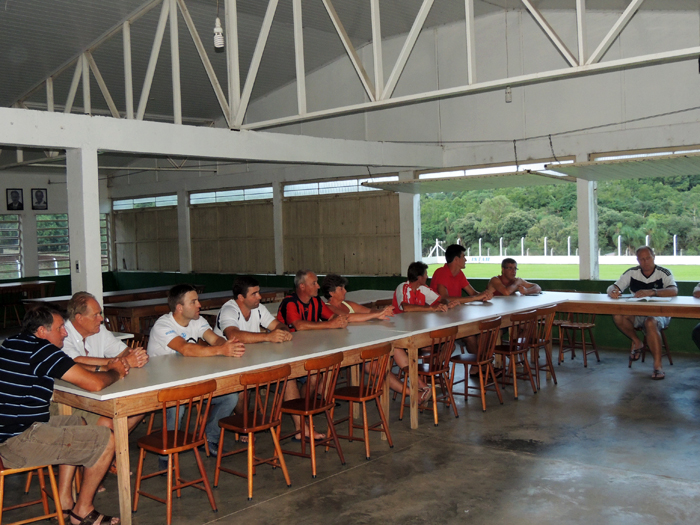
66, 291, 96, 321
294, 269, 313, 289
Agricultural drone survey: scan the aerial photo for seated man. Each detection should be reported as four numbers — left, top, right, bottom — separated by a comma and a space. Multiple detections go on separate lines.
0, 306, 128, 525
431, 244, 493, 304
147, 284, 245, 456
277, 269, 349, 332
692, 283, 700, 350
277, 270, 348, 439
488, 258, 542, 296
607, 246, 678, 380
431, 244, 493, 367
62, 291, 148, 437
391, 261, 458, 404
214, 276, 292, 343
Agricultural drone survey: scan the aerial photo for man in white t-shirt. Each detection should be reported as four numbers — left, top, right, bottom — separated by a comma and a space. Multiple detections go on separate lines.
214, 276, 292, 343
148, 284, 245, 456
607, 246, 678, 380
62, 292, 148, 435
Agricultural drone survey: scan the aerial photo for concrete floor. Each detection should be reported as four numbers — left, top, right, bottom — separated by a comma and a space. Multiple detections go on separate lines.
5, 347, 700, 525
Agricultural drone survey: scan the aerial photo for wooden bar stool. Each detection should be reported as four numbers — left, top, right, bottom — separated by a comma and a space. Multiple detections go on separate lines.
133, 379, 218, 525
640, 326, 673, 366
279, 353, 345, 478
494, 310, 538, 399
558, 313, 599, 367
450, 316, 503, 411
400, 326, 459, 426
332, 343, 394, 460
0, 459, 64, 525
214, 364, 292, 500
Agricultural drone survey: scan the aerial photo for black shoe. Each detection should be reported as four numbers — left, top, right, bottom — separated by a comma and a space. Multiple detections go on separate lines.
199, 441, 220, 458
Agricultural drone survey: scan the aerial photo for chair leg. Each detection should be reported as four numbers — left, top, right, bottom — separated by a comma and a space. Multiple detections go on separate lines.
522, 356, 537, 394
375, 398, 394, 448
430, 376, 439, 426
545, 345, 557, 385
214, 427, 225, 487
37, 468, 49, 515
308, 416, 317, 478
489, 364, 504, 405
247, 436, 254, 500
166, 455, 173, 525
588, 328, 600, 363
270, 427, 292, 489
47, 466, 64, 525
133, 448, 147, 512
445, 373, 459, 418
361, 402, 371, 460
325, 409, 345, 465
399, 372, 408, 421
510, 356, 518, 400
192, 446, 217, 512
662, 329, 673, 365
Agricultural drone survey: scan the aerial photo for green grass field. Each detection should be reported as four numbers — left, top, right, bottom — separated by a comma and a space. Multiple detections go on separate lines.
427, 263, 700, 281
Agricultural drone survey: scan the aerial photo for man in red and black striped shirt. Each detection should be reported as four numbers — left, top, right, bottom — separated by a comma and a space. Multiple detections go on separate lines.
277, 270, 348, 332
276, 270, 348, 440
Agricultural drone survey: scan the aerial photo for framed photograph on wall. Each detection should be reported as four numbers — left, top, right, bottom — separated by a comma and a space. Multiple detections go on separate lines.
6, 188, 23, 211
31, 188, 48, 210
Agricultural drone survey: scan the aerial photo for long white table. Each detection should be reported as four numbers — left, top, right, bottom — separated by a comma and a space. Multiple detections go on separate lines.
53, 291, 700, 525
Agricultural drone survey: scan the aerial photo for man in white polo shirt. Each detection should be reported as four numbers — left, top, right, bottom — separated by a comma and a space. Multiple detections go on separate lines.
214, 276, 292, 343
148, 284, 245, 457
62, 291, 148, 437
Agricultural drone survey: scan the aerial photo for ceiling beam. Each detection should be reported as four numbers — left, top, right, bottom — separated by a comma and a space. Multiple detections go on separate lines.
0, 107, 444, 169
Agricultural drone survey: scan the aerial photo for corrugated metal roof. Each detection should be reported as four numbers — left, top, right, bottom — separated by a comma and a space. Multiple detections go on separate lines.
546, 152, 700, 181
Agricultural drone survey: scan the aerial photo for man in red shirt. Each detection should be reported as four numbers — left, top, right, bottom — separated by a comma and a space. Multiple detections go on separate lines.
430, 244, 494, 304
430, 244, 493, 371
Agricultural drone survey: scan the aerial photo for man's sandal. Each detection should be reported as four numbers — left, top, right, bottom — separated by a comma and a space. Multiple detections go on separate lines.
651, 369, 665, 380
70, 509, 120, 525
419, 387, 432, 406
628, 348, 642, 368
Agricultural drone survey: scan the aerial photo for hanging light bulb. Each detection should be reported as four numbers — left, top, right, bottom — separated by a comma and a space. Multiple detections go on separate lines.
213, 17, 225, 52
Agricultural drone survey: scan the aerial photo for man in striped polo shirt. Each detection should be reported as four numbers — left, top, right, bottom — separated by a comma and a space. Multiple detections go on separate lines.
0, 305, 128, 525
607, 246, 678, 380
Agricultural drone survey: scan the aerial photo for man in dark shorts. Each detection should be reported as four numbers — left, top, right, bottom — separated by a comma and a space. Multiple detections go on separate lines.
0, 306, 128, 525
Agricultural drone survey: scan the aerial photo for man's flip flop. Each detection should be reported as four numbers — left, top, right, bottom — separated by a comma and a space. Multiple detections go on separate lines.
651, 369, 665, 380
70, 509, 120, 525
628, 348, 642, 368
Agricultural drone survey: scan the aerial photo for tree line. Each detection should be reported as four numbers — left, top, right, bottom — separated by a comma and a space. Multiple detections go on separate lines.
421, 175, 700, 257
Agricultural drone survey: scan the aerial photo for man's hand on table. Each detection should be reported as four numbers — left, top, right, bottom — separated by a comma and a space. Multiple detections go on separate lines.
219, 338, 246, 357
266, 329, 293, 343
327, 315, 349, 329
123, 347, 149, 368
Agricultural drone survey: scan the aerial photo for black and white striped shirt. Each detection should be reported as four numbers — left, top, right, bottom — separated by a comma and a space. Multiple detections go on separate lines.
0, 333, 75, 442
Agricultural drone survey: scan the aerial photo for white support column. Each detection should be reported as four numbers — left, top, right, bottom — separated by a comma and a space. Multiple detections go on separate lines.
272, 181, 284, 275
577, 177, 599, 280
177, 188, 192, 273
169, 0, 182, 125
123, 21, 134, 119
398, 171, 421, 274
66, 146, 103, 301
21, 214, 39, 278
81, 54, 91, 115
225, 0, 241, 122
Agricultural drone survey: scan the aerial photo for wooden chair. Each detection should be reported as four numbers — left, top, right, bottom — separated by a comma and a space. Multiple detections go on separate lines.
531, 306, 558, 390
280, 353, 345, 478
126, 333, 149, 349
399, 326, 459, 426
558, 312, 599, 367
0, 459, 64, 525
133, 380, 218, 525
640, 326, 674, 366
494, 310, 538, 399
332, 343, 394, 460
450, 316, 503, 411
214, 364, 292, 500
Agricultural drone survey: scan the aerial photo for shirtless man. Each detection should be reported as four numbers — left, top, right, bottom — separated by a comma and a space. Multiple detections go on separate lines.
488, 258, 542, 296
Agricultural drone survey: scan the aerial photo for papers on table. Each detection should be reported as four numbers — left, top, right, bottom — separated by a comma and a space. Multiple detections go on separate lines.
626, 296, 672, 302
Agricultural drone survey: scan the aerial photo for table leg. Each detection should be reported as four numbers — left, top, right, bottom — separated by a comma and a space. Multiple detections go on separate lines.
57, 403, 72, 416
351, 365, 360, 420
407, 338, 419, 430
113, 416, 132, 525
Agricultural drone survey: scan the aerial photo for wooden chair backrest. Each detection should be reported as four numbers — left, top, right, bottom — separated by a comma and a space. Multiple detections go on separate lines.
424, 325, 458, 372
239, 364, 291, 430
302, 353, 343, 411
156, 379, 217, 450
508, 310, 538, 352
357, 343, 392, 398
126, 333, 149, 348
477, 316, 502, 362
534, 305, 557, 346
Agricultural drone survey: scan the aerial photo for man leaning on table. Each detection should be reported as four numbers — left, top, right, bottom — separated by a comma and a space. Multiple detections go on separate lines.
488, 258, 542, 296
62, 292, 148, 436
147, 284, 245, 458
692, 283, 700, 351
607, 246, 678, 380
276, 270, 347, 440
0, 305, 128, 525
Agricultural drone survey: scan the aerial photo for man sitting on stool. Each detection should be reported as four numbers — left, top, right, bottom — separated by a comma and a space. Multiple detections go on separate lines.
607, 246, 677, 380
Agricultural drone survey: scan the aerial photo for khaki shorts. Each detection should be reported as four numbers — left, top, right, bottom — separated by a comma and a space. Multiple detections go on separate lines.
633, 316, 671, 332
0, 414, 111, 469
